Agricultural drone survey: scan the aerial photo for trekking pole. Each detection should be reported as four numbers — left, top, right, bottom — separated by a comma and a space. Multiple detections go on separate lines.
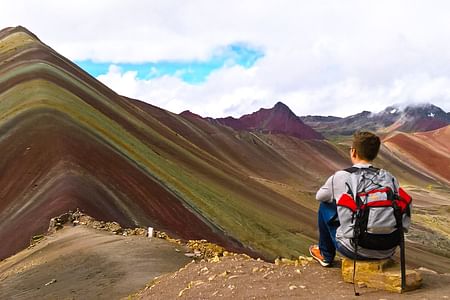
393, 197, 406, 292
399, 227, 406, 291
353, 245, 360, 296
353, 216, 360, 296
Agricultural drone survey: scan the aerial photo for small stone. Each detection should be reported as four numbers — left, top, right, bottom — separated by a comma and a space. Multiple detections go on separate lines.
357, 282, 367, 288
209, 256, 220, 263
45, 279, 57, 286
417, 267, 438, 274
289, 285, 297, 290
219, 271, 230, 277
208, 275, 216, 281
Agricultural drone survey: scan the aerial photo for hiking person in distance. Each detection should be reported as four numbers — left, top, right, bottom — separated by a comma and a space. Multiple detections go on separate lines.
309, 131, 412, 267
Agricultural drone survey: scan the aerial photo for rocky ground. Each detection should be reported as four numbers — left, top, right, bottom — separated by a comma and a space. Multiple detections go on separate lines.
0, 223, 191, 299
135, 255, 450, 300
1, 212, 450, 300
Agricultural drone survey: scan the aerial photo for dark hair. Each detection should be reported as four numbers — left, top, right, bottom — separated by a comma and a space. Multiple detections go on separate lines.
352, 131, 381, 161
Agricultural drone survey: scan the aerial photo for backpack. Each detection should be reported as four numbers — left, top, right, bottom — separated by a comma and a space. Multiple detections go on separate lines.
336, 166, 412, 294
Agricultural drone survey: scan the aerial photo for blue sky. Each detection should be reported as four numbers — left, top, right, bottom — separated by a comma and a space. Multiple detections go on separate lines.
76, 44, 264, 84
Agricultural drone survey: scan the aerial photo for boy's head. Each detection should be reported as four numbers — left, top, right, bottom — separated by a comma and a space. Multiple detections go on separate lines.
351, 131, 381, 162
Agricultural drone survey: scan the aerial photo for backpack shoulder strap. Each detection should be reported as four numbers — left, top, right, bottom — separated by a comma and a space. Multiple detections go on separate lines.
342, 166, 380, 201
343, 166, 380, 173
343, 166, 359, 173
341, 167, 362, 200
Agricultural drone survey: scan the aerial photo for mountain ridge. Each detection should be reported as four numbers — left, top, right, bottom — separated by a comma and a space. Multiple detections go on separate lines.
211, 101, 324, 140
0, 26, 254, 259
182, 101, 449, 139
301, 103, 450, 136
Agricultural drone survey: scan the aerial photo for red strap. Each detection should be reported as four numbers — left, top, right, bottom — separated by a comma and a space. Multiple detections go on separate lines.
399, 187, 412, 204
337, 193, 357, 212
337, 188, 412, 213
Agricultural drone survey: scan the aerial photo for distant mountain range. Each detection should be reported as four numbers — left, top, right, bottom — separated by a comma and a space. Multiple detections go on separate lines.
301, 103, 450, 137
181, 102, 324, 140
182, 102, 450, 139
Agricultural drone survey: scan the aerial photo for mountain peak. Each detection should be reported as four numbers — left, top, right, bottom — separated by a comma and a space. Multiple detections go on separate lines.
179, 110, 204, 119
215, 103, 323, 140
273, 101, 291, 111
0, 25, 41, 42
403, 103, 445, 115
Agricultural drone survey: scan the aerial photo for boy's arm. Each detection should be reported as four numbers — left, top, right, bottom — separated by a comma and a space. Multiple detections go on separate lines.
316, 175, 334, 203
316, 171, 349, 203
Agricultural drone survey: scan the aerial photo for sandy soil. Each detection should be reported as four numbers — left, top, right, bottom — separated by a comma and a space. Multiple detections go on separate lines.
137, 254, 450, 300
0, 226, 190, 300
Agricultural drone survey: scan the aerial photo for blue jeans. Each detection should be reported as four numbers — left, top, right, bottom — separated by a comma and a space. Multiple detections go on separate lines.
318, 201, 370, 262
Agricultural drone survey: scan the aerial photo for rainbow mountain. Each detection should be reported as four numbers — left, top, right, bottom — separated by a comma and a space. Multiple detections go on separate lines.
0, 26, 449, 272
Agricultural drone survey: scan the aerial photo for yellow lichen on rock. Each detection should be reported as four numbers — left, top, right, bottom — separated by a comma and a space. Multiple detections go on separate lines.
341, 258, 422, 293
186, 240, 226, 259
275, 256, 310, 267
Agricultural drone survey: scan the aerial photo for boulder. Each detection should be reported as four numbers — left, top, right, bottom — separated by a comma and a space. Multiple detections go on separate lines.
341, 257, 422, 293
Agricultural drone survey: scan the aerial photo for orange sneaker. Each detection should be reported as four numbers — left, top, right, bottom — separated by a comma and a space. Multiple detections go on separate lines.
309, 245, 331, 267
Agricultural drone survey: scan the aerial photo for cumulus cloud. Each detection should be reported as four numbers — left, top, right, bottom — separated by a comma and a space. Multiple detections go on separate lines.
2, 0, 450, 116
98, 65, 450, 117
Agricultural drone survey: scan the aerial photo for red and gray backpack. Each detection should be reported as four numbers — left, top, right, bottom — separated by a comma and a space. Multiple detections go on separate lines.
336, 166, 412, 292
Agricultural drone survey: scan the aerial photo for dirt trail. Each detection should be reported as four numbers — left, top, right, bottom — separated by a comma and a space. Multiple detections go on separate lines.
0, 226, 190, 299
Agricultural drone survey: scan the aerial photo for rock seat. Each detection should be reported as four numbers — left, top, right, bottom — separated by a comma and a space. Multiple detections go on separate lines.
341, 257, 422, 293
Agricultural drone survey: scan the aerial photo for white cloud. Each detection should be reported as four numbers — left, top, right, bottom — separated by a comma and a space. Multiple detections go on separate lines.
98, 64, 450, 118
2, 0, 450, 116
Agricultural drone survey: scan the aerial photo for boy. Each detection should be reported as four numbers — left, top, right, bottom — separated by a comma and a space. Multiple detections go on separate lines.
309, 131, 410, 266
